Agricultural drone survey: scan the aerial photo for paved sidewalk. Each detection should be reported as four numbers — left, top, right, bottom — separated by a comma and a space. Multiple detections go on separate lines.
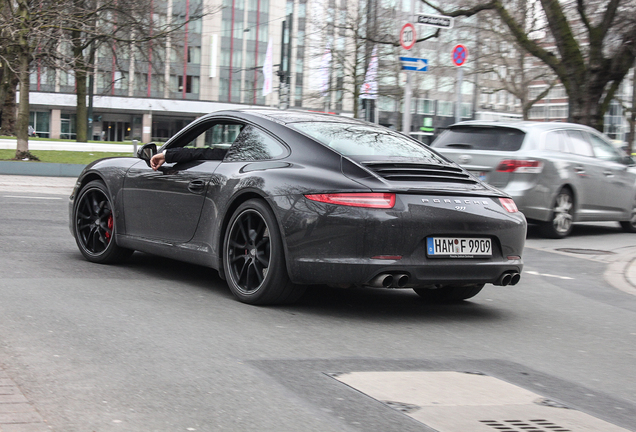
0, 175, 76, 196
0, 369, 50, 432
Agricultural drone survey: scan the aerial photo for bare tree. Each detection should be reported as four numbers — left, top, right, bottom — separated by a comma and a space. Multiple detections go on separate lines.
421, 0, 636, 131
304, 0, 438, 118
471, 2, 558, 119
0, 0, 65, 159
60, 0, 212, 142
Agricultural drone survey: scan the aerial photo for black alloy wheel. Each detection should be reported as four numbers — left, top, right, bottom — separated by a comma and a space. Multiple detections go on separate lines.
542, 188, 574, 239
73, 180, 133, 263
223, 199, 305, 305
413, 283, 485, 302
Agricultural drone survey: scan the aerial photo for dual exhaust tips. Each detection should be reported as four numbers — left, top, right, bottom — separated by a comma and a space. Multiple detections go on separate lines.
369, 271, 521, 288
496, 271, 521, 286
370, 273, 410, 288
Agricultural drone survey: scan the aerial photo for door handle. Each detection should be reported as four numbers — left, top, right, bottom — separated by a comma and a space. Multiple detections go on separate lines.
188, 179, 206, 193
603, 170, 614, 177
573, 166, 585, 174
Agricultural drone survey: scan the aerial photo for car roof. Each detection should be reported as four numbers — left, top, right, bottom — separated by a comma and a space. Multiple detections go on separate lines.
207, 108, 368, 126
449, 120, 594, 134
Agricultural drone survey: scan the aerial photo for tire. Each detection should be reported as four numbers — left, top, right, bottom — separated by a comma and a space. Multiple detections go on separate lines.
223, 199, 305, 305
620, 207, 636, 233
541, 188, 574, 239
413, 283, 485, 302
73, 180, 133, 264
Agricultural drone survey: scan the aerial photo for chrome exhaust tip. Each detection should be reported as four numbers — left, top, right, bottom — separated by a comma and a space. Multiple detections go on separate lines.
510, 273, 521, 285
395, 274, 410, 287
370, 274, 394, 288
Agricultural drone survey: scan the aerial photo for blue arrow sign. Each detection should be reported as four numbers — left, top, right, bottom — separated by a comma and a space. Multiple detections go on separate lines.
400, 57, 428, 71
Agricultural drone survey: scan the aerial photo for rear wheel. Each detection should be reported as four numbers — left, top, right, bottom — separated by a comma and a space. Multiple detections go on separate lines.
223, 199, 305, 305
620, 207, 636, 233
73, 180, 133, 263
541, 188, 574, 239
413, 283, 484, 302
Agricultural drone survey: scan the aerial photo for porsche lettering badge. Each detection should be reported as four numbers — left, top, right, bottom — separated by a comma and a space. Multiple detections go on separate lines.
422, 198, 489, 205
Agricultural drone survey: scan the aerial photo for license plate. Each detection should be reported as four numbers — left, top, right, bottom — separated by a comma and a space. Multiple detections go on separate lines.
427, 237, 492, 258
469, 171, 487, 182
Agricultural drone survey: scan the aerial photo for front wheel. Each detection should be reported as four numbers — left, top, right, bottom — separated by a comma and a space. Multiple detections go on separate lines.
413, 284, 485, 302
223, 199, 305, 305
541, 188, 574, 239
73, 180, 133, 263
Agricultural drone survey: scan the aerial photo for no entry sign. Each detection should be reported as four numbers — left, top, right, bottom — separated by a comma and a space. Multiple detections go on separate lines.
452, 44, 468, 66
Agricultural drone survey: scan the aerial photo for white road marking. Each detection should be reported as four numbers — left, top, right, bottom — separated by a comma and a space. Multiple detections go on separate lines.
525, 270, 573, 280
2, 195, 62, 200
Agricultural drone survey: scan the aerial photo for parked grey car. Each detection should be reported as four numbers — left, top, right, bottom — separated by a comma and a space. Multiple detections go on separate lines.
431, 121, 636, 238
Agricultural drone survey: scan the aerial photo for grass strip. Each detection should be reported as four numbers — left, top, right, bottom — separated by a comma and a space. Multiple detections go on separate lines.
0, 149, 134, 165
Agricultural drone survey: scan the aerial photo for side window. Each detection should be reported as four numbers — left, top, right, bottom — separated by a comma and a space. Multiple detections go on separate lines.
224, 126, 289, 161
544, 130, 567, 152
184, 123, 244, 150
588, 133, 622, 163
565, 130, 594, 157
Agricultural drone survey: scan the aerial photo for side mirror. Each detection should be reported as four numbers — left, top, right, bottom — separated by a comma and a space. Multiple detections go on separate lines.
137, 143, 157, 161
625, 155, 636, 166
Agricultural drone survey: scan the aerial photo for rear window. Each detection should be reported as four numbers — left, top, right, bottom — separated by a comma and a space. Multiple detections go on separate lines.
290, 121, 442, 161
432, 127, 525, 151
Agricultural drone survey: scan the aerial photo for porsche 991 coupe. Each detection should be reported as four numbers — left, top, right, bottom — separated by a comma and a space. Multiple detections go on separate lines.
69, 109, 526, 305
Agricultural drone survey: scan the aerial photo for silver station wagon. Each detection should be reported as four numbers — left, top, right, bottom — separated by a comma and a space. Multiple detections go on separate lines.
431, 121, 636, 238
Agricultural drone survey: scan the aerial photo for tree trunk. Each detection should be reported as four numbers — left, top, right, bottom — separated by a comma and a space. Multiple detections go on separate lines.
15, 0, 32, 159
0, 64, 18, 136
15, 49, 30, 159
630, 67, 636, 156
73, 30, 88, 143
75, 67, 88, 142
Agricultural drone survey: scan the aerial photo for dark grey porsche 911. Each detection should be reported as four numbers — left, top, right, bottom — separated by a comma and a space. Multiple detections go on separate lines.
69, 109, 526, 305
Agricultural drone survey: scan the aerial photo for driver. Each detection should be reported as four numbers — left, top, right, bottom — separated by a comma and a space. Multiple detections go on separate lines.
150, 147, 227, 170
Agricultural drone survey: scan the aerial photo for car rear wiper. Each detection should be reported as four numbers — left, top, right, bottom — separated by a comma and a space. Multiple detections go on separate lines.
444, 143, 473, 149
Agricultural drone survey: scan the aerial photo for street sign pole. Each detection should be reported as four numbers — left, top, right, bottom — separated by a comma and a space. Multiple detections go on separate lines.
452, 44, 468, 123
400, 14, 416, 135
455, 67, 463, 123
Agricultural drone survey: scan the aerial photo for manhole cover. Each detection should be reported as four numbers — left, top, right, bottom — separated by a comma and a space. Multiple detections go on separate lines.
332, 371, 631, 432
556, 248, 615, 255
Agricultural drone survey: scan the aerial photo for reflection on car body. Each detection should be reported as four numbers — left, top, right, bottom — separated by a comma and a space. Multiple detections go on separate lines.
432, 120, 636, 238
69, 109, 526, 305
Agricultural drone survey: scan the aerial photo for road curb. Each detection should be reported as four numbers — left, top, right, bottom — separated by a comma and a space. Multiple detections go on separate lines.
0, 161, 84, 178
605, 254, 636, 297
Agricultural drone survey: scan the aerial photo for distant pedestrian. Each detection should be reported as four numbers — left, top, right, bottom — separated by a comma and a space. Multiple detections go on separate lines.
101, 130, 106, 141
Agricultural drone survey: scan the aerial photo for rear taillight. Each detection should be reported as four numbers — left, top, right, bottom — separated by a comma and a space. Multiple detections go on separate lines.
304, 193, 396, 209
499, 198, 519, 213
496, 159, 543, 173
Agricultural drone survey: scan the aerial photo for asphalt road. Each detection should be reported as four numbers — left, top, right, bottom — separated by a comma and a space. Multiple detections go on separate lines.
1, 183, 636, 432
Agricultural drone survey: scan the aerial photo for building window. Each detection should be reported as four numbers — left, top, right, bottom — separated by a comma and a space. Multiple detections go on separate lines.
378, 96, 396, 112
438, 101, 453, 117
529, 106, 545, 119
29, 111, 50, 138
461, 102, 472, 119
178, 75, 199, 94
188, 46, 201, 64
548, 104, 568, 119
417, 99, 435, 115
60, 113, 77, 140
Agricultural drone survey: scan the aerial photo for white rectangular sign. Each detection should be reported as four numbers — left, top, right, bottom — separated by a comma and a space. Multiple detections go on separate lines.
416, 14, 454, 29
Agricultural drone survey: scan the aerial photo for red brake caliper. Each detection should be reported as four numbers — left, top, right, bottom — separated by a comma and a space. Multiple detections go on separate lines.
106, 215, 113, 241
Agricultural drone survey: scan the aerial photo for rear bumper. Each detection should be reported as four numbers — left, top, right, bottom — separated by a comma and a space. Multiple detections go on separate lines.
273, 193, 527, 287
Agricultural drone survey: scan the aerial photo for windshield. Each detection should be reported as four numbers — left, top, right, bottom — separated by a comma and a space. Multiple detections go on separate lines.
432, 126, 525, 151
290, 121, 444, 162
